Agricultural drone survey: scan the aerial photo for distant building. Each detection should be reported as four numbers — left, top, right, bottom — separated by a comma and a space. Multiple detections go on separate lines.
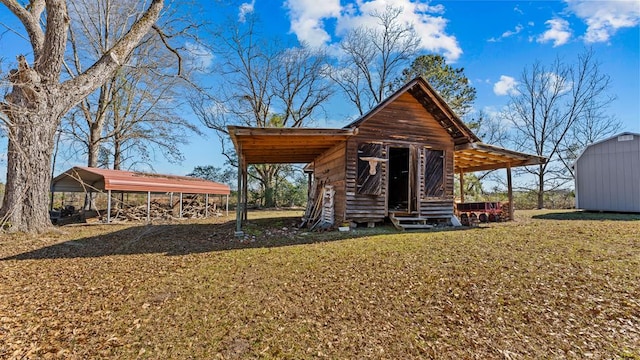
574, 132, 640, 213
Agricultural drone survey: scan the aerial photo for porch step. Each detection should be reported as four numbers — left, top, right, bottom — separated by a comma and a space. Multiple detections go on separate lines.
400, 223, 435, 229
389, 213, 434, 231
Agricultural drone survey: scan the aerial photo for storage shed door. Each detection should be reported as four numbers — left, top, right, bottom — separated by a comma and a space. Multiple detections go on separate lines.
357, 143, 383, 195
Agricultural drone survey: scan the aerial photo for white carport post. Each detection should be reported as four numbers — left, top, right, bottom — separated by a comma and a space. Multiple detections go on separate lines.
147, 191, 151, 222
226, 194, 229, 216
205, 194, 209, 217
179, 193, 183, 218
107, 190, 112, 223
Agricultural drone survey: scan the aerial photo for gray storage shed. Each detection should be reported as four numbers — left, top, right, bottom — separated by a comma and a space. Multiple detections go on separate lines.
574, 132, 640, 213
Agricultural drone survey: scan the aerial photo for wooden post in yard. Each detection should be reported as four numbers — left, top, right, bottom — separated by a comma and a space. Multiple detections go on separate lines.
235, 145, 244, 237
506, 165, 514, 221
459, 169, 465, 203
242, 159, 248, 221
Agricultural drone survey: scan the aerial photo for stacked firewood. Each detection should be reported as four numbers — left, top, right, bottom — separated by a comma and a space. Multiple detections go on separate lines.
107, 197, 222, 222
501, 202, 512, 221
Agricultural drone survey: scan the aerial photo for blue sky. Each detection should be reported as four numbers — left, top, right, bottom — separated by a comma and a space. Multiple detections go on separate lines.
1, 0, 639, 181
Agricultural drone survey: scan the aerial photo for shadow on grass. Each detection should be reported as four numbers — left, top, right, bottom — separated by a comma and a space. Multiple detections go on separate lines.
2, 216, 476, 260
532, 210, 640, 221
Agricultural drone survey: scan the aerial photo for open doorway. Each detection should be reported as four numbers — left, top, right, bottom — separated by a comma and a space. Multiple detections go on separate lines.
388, 147, 410, 212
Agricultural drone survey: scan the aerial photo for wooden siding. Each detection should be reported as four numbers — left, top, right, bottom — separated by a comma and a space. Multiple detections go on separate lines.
345, 92, 455, 222
312, 142, 347, 224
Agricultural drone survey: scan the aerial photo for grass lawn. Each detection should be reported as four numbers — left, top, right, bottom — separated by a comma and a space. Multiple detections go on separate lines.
0, 209, 638, 359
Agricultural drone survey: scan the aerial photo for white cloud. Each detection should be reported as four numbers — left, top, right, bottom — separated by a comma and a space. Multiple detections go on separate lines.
565, 0, 640, 43
489, 24, 524, 42
537, 18, 572, 47
493, 75, 518, 96
238, 0, 256, 23
336, 0, 462, 61
284, 0, 341, 47
185, 42, 213, 71
502, 24, 524, 38
284, 0, 462, 61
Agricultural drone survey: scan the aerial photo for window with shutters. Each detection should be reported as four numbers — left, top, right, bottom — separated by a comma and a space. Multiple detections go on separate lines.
424, 149, 444, 197
357, 143, 383, 195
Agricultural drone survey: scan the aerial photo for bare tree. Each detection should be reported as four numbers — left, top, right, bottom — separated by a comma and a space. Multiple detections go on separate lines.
503, 49, 615, 209
62, 0, 198, 170
0, 0, 164, 232
104, 66, 199, 170
558, 99, 622, 178
191, 16, 331, 207
331, 5, 420, 115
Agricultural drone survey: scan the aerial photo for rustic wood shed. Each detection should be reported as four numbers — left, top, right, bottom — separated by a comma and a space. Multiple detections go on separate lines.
574, 132, 640, 213
51, 166, 231, 222
229, 77, 546, 234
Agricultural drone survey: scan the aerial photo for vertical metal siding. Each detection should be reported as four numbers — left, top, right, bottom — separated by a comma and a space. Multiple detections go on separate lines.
576, 135, 640, 212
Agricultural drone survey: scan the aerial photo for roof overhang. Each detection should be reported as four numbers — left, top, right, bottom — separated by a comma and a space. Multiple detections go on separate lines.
51, 167, 231, 195
454, 142, 547, 172
228, 126, 358, 164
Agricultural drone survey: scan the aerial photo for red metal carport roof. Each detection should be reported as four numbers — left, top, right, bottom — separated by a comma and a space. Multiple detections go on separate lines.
51, 167, 230, 195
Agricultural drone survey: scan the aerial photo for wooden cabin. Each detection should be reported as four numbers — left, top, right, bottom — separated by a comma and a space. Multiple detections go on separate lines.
229, 77, 546, 234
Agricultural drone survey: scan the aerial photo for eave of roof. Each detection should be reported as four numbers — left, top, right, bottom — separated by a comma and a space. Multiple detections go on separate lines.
51, 167, 231, 194
454, 142, 547, 173
228, 126, 358, 164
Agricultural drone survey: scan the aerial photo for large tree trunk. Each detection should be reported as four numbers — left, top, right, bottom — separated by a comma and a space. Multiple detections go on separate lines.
113, 134, 122, 170
1, 112, 58, 232
0, 0, 163, 233
537, 170, 544, 209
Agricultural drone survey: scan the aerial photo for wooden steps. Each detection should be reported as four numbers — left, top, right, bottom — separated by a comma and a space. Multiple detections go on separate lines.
389, 213, 434, 231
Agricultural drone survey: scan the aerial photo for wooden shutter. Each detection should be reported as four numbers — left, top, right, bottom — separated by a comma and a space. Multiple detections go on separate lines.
357, 143, 383, 195
424, 149, 444, 197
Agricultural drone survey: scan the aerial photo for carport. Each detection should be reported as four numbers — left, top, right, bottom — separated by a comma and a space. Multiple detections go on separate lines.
51, 167, 231, 222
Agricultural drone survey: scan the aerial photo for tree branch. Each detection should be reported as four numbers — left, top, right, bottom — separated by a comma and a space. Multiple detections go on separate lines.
0, 0, 45, 56
152, 24, 182, 76
59, 0, 164, 111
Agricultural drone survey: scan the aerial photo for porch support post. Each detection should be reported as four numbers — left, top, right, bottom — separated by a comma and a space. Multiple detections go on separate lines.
179, 193, 183, 218
147, 191, 151, 222
205, 194, 209, 218
459, 169, 465, 203
225, 194, 229, 217
506, 165, 514, 221
235, 145, 245, 237
242, 161, 248, 221
107, 190, 112, 223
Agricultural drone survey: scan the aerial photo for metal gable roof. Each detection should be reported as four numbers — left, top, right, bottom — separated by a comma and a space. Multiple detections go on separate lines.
51, 167, 231, 195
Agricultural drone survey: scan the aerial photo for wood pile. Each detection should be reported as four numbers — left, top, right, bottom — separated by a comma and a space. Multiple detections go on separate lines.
501, 202, 512, 221
107, 196, 223, 222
